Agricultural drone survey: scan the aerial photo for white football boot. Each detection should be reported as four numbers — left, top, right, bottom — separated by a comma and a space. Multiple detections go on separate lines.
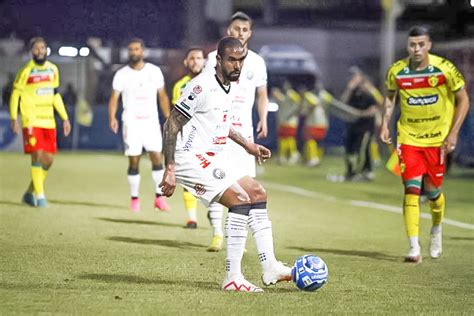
404, 246, 422, 263
430, 230, 442, 259
222, 275, 264, 293
262, 261, 292, 286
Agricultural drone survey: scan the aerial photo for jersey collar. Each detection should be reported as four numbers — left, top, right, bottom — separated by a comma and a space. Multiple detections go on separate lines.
214, 75, 231, 94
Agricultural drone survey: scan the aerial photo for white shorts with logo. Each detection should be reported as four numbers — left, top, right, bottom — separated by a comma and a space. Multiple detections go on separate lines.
122, 118, 162, 156
227, 135, 256, 178
175, 150, 243, 206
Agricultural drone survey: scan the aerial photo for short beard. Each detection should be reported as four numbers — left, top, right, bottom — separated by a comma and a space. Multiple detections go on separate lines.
129, 57, 142, 66
33, 56, 46, 65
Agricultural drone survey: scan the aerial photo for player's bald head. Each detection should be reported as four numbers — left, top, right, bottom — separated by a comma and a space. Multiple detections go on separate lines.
217, 37, 245, 58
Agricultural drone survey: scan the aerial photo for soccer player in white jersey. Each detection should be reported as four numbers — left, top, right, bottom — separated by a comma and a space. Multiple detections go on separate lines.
108, 38, 171, 213
203, 11, 269, 252
160, 37, 291, 292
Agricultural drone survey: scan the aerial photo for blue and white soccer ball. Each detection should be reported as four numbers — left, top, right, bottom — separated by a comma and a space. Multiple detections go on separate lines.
292, 254, 328, 292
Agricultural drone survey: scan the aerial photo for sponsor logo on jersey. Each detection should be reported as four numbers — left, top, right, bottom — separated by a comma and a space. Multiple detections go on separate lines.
193, 85, 202, 94
407, 115, 440, 123
36, 87, 54, 96
183, 125, 197, 151
407, 94, 438, 106
212, 136, 227, 144
212, 168, 226, 179
416, 131, 442, 139
27, 73, 53, 84
195, 153, 211, 168
194, 183, 206, 195
179, 101, 190, 111
188, 92, 197, 100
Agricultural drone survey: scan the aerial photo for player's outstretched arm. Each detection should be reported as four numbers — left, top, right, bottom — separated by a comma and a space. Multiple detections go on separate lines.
159, 109, 190, 197
229, 127, 271, 164
379, 90, 398, 144
444, 88, 470, 153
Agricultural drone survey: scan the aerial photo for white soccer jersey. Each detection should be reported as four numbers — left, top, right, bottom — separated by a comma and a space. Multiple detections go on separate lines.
205, 49, 267, 138
112, 63, 165, 121
174, 71, 234, 154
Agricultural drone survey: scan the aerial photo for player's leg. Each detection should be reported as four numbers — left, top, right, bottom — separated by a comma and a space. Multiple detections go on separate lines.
207, 202, 224, 251
344, 126, 358, 180
399, 145, 425, 263
36, 150, 54, 207
149, 151, 170, 211
219, 177, 291, 290
424, 147, 446, 259
357, 131, 373, 180
128, 155, 141, 212
183, 188, 198, 228
304, 127, 321, 167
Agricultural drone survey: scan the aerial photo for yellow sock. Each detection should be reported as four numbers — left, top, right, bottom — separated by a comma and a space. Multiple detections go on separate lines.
288, 137, 298, 156
31, 163, 44, 198
430, 192, 445, 226
306, 140, 319, 160
183, 190, 197, 222
43, 168, 48, 181
403, 194, 420, 237
279, 138, 288, 159
371, 141, 381, 164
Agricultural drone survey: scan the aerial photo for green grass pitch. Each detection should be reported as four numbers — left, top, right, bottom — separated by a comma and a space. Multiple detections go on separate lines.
0, 152, 473, 314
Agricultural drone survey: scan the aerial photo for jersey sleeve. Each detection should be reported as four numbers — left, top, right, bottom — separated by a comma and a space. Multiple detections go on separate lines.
174, 82, 205, 120
444, 60, 465, 92
9, 65, 29, 120
112, 70, 123, 92
53, 64, 60, 89
385, 65, 398, 92
155, 66, 165, 90
254, 57, 268, 88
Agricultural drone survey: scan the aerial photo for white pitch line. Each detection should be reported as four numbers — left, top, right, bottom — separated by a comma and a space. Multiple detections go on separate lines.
264, 181, 474, 230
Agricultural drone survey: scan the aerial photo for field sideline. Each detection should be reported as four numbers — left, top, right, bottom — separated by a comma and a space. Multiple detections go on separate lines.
1, 152, 473, 314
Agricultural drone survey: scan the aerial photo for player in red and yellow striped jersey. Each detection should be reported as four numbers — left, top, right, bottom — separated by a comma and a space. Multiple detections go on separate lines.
380, 26, 470, 263
9, 37, 71, 207
171, 48, 206, 229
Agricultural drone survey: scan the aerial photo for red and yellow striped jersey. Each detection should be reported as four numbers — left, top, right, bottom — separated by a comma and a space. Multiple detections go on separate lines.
385, 54, 465, 147
9, 59, 68, 128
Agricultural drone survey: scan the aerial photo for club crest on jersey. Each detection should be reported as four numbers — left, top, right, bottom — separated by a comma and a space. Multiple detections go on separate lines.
194, 183, 206, 196
193, 85, 202, 94
428, 76, 439, 87
246, 71, 254, 80
212, 168, 226, 180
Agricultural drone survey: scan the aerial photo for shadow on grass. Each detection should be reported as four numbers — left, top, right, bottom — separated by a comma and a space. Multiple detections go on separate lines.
98, 217, 184, 228
288, 246, 399, 262
447, 236, 474, 241
49, 199, 127, 209
107, 236, 206, 249
78, 273, 217, 290
0, 200, 24, 207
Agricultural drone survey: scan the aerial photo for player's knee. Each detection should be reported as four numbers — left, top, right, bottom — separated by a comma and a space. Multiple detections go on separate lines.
425, 188, 442, 201
127, 167, 139, 175
404, 179, 422, 195
248, 181, 267, 202
152, 164, 163, 171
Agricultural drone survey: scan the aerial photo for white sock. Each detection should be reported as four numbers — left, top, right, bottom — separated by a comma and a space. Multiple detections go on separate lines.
127, 174, 140, 198
409, 236, 420, 250
152, 169, 164, 195
208, 202, 224, 237
248, 205, 278, 271
225, 212, 248, 278
431, 225, 441, 235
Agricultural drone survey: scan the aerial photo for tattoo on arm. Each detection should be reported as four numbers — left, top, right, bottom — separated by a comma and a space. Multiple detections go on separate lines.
228, 127, 248, 149
383, 90, 397, 123
162, 109, 190, 166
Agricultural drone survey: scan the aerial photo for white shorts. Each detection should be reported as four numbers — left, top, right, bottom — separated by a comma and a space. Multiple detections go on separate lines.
122, 118, 162, 156
175, 150, 243, 207
227, 137, 256, 178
